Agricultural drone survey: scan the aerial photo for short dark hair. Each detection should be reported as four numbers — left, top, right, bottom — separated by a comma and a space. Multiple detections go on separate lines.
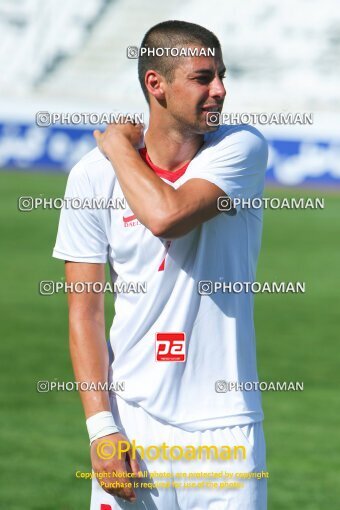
138, 20, 221, 103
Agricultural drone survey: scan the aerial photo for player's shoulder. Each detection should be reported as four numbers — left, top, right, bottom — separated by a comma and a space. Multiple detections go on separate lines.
74, 147, 114, 178
203, 124, 268, 160
67, 147, 115, 191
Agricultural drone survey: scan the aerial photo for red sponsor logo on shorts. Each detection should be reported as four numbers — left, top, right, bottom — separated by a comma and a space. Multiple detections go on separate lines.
155, 332, 186, 362
100, 505, 112, 510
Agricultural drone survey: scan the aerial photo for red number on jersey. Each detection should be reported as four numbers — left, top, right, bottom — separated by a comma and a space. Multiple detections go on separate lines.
158, 240, 171, 271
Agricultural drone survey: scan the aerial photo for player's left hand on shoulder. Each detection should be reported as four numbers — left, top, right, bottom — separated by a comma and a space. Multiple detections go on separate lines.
93, 120, 144, 156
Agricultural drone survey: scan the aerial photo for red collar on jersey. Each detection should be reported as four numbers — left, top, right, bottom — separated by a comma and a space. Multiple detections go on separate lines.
139, 147, 190, 183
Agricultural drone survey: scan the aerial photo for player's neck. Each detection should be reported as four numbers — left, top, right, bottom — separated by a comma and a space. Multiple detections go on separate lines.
144, 119, 204, 172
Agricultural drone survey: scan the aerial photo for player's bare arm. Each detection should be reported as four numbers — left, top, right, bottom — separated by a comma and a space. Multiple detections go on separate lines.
94, 124, 226, 239
66, 261, 140, 502
66, 261, 109, 417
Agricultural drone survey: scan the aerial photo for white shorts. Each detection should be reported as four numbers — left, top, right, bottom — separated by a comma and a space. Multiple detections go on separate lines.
91, 396, 267, 510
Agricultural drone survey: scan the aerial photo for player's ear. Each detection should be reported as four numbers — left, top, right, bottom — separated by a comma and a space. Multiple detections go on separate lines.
145, 70, 166, 101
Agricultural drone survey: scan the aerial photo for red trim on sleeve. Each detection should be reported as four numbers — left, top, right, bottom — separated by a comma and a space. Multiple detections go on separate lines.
139, 147, 190, 183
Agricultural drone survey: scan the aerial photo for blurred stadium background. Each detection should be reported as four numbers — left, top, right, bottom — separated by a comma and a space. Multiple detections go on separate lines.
0, 1, 339, 509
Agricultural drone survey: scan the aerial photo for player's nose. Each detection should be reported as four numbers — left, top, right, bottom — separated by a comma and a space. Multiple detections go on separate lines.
209, 77, 226, 101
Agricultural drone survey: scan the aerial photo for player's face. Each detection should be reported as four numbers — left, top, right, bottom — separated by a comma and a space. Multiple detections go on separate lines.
164, 49, 226, 134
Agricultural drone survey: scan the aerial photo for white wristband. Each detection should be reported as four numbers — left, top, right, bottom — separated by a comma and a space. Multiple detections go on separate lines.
86, 411, 120, 445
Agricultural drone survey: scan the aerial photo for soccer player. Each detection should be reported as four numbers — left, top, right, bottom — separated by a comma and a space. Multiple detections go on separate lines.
53, 20, 268, 510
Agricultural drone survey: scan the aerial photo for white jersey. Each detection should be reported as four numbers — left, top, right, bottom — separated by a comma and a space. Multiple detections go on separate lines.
53, 125, 268, 432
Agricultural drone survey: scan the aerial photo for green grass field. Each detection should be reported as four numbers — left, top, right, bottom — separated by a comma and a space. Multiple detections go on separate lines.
0, 169, 339, 510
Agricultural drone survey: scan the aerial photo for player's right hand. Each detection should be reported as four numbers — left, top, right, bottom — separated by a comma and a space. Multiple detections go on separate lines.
91, 432, 142, 502
93, 121, 144, 157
